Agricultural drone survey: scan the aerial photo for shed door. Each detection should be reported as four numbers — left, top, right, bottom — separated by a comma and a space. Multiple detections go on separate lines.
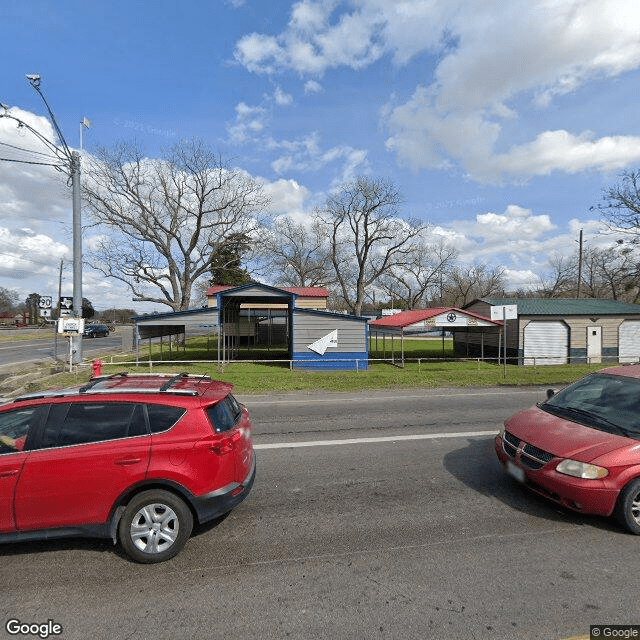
586, 326, 602, 364
619, 320, 640, 364
523, 321, 568, 365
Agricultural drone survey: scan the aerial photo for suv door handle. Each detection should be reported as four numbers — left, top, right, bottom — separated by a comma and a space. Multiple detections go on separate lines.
114, 457, 142, 466
0, 469, 19, 477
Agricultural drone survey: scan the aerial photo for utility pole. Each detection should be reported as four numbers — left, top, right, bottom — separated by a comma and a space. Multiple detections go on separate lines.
54, 259, 63, 361
577, 229, 583, 299
0, 75, 85, 362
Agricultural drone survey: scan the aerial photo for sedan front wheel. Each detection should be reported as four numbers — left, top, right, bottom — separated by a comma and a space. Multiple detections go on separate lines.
615, 478, 640, 535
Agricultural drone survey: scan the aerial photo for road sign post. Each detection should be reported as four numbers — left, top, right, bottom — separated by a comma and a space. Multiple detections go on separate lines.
490, 305, 518, 376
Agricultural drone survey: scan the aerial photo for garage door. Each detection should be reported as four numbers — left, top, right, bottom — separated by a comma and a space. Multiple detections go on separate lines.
619, 320, 640, 364
523, 321, 568, 365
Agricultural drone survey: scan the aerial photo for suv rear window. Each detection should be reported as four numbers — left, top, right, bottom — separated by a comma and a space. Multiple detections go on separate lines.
206, 395, 242, 433
147, 404, 186, 433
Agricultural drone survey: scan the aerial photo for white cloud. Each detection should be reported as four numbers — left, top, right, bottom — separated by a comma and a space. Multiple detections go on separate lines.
383, 0, 640, 181
235, 0, 640, 182
227, 102, 268, 143
260, 178, 310, 216
0, 226, 68, 285
272, 87, 293, 106
486, 131, 640, 180
234, 0, 386, 74
270, 132, 369, 182
304, 80, 323, 93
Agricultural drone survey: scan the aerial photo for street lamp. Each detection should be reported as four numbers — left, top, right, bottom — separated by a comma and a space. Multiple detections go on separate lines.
0, 74, 83, 363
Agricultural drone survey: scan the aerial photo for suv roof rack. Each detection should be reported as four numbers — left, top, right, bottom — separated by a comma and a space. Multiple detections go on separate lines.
79, 371, 129, 393
11, 372, 216, 403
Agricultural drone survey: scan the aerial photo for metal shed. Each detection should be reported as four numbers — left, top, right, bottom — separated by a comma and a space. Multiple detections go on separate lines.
462, 298, 640, 365
133, 283, 370, 370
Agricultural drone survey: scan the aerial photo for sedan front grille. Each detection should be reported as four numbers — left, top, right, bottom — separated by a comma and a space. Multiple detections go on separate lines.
503, 431, 520, 457
503, 430, 555, 469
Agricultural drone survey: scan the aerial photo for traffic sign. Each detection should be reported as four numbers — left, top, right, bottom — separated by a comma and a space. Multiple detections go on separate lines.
39, 296, 52, 309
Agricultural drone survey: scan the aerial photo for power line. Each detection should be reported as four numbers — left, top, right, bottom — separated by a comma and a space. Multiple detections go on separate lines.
0, 156, 63, 167
0, 140, 59, 160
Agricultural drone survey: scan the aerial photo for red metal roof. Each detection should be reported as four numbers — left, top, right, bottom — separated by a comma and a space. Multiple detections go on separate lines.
206, 285, 329, 297
369, 307, 501, 328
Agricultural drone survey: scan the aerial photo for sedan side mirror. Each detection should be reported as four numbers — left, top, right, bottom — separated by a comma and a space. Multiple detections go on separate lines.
546, 388, 556, 400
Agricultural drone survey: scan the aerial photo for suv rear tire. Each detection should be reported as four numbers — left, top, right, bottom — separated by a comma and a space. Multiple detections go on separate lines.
119, 490, 193, 563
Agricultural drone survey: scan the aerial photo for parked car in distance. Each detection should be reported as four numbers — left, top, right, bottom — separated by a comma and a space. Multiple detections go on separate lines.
495, 365, 640, 534
83, 323, 110, 338
0, 372, 255, 563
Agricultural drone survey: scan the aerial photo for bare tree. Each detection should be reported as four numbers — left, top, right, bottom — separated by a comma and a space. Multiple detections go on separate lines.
599, 170, 640, 239
535, 245, 640, 302
319, 177, 428, 316
256, 216, 334, 287
536, 254, 576, 298
442, 264, 506, 307
379, 237, 457, 309
83, 139, 269, 311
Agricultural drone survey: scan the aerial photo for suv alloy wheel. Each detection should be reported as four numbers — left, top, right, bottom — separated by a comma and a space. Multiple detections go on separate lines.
118, 489, 194, 564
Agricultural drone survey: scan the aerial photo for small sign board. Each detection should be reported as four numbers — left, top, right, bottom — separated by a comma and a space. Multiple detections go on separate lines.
58, 317, 84, 335
490, 304, 518, 321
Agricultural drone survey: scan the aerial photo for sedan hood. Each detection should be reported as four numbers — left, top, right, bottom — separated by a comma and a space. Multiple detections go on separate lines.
505, 406, 631, 461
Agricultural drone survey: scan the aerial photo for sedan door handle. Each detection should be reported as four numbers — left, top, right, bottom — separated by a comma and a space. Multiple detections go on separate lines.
114, 457, 142, 466
0, 469, 19, 477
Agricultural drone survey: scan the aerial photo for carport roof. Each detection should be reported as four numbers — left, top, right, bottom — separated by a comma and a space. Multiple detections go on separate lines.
207, 284, 329, 298
369, 307, 501, 329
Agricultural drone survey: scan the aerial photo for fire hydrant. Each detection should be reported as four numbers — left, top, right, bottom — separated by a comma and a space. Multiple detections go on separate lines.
91, 359, 103, 378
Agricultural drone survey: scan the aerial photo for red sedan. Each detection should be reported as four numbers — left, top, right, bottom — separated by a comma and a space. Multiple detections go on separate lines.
495, 365, 640, 533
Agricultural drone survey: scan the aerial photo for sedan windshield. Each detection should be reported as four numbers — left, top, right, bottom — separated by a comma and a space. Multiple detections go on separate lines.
542, 373, 640, 439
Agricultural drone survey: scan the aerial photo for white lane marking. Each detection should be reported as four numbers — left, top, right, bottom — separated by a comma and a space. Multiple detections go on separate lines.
243, 389, 539, 405
254, 430, 497, 449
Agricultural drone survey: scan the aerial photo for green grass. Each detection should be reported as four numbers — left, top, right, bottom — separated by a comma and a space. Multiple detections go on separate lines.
77, 335, 599, 394
11, 335, 607, 397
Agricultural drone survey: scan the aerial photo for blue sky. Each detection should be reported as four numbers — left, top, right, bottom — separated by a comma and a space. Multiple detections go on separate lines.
2, 0, 640, 313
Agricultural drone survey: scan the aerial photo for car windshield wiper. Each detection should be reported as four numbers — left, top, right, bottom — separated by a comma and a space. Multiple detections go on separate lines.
543, 404, 632, 437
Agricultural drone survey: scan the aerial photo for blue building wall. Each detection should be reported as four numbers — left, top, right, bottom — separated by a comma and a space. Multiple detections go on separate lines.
292, 351, 369, 371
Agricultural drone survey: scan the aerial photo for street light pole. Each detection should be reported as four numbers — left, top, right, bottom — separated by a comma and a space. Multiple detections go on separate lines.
24, 74, 83, 363
71, 150, 83, 346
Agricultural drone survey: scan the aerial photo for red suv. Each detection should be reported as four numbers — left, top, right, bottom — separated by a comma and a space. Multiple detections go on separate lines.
0, 372, 255, 563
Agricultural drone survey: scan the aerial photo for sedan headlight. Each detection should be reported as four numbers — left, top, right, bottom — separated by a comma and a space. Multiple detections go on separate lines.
556, 459, 608, 479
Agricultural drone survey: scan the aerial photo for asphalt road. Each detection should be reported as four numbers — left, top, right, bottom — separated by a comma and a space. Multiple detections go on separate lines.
1, 387, 638, 640
0, 332, 122, 370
